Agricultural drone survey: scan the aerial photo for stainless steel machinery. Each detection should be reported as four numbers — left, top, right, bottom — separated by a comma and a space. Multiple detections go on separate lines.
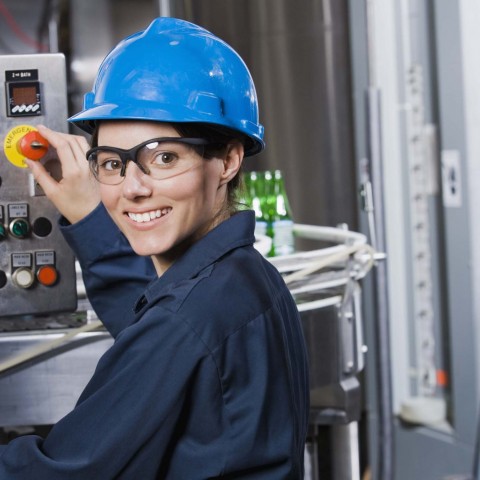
0, 54, 77, 317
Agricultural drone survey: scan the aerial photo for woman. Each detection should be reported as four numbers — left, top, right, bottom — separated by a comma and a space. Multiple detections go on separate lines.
0, 17, 309, 479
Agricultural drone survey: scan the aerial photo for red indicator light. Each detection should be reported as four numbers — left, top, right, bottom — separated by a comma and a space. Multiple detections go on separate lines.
36, 264, 58, 286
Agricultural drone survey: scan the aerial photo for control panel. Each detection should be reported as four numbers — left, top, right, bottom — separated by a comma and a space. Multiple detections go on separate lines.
0, 54, 77, 317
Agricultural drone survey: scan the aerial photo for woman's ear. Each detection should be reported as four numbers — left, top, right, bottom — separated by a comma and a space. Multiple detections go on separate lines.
219, 141, 244, 186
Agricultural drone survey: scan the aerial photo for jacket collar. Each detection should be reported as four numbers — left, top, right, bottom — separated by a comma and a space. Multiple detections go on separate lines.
134, 210, 256, 314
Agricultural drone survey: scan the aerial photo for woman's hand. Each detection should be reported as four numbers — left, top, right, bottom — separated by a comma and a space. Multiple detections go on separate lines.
26, 125, 100, 224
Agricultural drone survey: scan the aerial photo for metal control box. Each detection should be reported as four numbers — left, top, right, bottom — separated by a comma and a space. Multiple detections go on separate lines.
0, 54, 77, 317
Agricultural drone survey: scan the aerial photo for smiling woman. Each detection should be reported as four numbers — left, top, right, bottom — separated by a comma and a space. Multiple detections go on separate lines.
95, 120, 242, 273
0, 17, 310, 480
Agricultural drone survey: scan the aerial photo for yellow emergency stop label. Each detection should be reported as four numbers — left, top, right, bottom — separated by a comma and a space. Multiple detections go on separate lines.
3, 125, 37, 168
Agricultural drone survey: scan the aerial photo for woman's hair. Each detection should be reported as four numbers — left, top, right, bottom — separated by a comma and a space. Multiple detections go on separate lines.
90, 121, 248, 215
173, 122, 247, 215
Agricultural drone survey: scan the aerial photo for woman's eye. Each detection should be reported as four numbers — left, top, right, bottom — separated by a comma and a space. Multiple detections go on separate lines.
153, 151, 177, 165
99, 158, 122, 171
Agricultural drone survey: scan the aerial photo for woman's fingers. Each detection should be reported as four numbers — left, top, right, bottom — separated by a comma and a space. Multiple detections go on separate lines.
25, 126, 101, 224
24, 158, 58, 198
36, 125, 90, 177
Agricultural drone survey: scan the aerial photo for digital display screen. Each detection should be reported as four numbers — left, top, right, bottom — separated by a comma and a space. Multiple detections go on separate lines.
6, 80, 42, 117
12, 86, 37, 106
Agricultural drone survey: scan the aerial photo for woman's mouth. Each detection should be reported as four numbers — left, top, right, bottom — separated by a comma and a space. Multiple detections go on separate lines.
127, 208, 171, 223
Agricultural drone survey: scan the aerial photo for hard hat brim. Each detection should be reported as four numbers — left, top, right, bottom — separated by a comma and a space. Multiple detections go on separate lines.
69, 103, 265, 156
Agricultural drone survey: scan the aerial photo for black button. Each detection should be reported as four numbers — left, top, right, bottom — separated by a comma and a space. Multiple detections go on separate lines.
33, 217, 52, 237
0, 270, 7, 288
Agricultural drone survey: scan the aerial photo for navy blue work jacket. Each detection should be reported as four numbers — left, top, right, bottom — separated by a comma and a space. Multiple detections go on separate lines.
0, 205, 309, 479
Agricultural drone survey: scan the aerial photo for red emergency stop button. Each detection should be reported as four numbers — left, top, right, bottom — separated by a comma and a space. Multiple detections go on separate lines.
36, 264, 58, 286
18, 131, 50, 161
4, 125, 48, 168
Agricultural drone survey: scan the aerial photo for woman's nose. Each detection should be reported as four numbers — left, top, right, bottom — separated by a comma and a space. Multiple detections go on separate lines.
121, 161, 152, 198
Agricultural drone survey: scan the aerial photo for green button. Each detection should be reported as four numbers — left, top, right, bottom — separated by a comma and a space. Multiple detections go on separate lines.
10, 219, 29, 238
0, 224, 6, 240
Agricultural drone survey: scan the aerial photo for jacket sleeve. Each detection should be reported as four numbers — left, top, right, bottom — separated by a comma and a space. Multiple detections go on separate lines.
0, 307, 212, 480
60, 203, 156, 336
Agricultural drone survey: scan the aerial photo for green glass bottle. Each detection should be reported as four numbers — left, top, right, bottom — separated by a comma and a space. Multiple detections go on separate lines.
265, 169, 295, 256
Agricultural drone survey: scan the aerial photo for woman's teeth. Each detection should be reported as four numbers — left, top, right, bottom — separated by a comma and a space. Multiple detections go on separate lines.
128, 208, 170, 223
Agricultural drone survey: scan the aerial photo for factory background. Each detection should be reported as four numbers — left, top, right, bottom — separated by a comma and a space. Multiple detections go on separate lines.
1, 1, 480, 479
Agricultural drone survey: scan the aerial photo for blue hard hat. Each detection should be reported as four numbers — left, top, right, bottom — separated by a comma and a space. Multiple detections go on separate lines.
69, 17, 265, 156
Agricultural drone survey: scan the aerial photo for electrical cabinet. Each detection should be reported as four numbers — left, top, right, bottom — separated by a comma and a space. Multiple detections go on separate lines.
0, 54, 77, 318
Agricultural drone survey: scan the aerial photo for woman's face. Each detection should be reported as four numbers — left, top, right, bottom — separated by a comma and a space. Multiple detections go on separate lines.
97, 120, 241, 275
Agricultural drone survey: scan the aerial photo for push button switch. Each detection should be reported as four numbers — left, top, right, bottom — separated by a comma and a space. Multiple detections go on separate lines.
12, 267, 34, 289
33, 217, 52, 237
35, 251, 58, 287
9, 218, 30, 238
3, 125, 49, 168
36, 264, 58, 286
18, 130, 49, 161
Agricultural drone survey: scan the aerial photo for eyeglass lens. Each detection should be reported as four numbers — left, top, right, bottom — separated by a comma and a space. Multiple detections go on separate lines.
88, 138, 206, 184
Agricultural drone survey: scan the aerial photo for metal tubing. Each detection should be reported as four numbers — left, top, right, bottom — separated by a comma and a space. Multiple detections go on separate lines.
331, 422, 361, 480
158, 0, 172, 17
366, 87, 395, 479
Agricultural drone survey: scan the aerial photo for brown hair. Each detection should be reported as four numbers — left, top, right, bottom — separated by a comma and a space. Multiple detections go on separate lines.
173, 122, 246, 214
